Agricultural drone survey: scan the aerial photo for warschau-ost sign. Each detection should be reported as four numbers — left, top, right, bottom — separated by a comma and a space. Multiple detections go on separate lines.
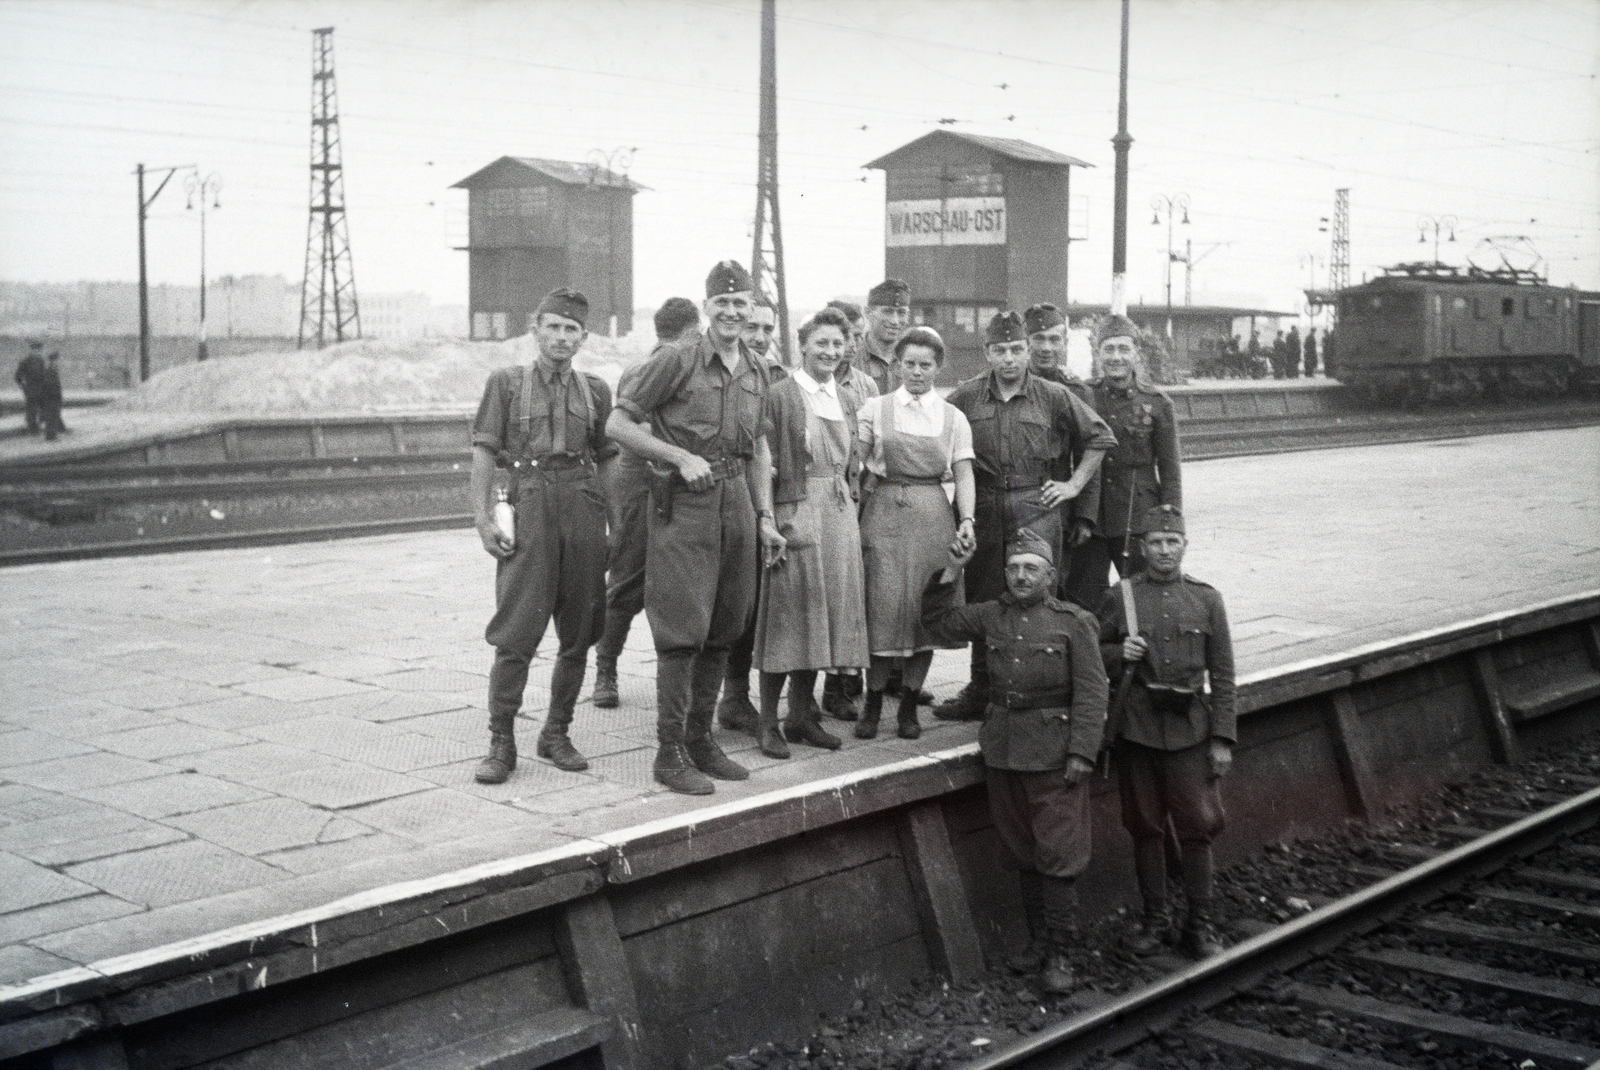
885, 197, 1006, 247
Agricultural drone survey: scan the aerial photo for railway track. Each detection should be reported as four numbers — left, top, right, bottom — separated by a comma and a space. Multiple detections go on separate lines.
966, 781, 1600, 1070
2, 399, 1596, 566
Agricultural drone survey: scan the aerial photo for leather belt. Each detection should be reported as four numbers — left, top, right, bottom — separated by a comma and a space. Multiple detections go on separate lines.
990, 689, 1073, 710
508, 454, 593, 473
880, 475, 945, 487
976, 472, 1045, 491
705, 456, 746, 482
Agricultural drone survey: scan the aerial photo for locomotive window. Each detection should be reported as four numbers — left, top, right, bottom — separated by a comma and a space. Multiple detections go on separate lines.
1501, 298, 1515, 316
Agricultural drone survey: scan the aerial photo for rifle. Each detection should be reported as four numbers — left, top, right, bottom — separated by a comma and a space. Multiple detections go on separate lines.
1097, 578, 1139, 777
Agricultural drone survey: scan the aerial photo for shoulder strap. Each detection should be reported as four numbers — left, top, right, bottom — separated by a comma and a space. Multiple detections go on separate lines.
519, 363, 535, 434
573, 371, 595, 433
1120, 578, 1140, 637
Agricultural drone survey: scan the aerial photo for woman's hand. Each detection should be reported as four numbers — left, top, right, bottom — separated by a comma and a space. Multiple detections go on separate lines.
759, 514, 788, 569
955, 517, 976, 554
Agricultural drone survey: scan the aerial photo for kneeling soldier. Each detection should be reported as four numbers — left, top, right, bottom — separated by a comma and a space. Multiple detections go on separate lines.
923, 528, 1108, 993
1098, 505, 1236, 959
471, 288, 614, 782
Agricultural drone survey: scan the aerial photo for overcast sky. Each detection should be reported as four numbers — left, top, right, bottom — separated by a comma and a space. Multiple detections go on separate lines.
1, 0, 1595, 318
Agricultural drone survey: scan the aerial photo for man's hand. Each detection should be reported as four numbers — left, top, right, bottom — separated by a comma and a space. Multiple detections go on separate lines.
955, 517, 977, 555
1067, 518, 1095, 547
946, 536, 977, 572
477, 520, 514, 559
1208, 740, 1233, 779
1039, 479, 1082, 509
677, 453, 715, 492
759, 514, 788, 569
1122, 635, 1149, 663
1062, 755, 1096, 787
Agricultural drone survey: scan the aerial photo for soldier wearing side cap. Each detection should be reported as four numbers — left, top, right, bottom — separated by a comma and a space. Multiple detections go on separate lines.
1025, 303, 1101, 603
934, 310, 1115, 723
607, 261, 786, 796
923, 527, 1108, 994
1098, 505, 1236, 960
471, 288, 616, 784
861, 278, 912, 396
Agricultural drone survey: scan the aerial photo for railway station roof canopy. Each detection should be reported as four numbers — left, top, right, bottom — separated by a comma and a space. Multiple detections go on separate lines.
864, 130, 1093, 170
451, 156, 646, 192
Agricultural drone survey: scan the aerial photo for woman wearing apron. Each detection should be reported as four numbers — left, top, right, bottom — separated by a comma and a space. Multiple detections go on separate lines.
752, 307, 870, 757
855, 326, 977, 738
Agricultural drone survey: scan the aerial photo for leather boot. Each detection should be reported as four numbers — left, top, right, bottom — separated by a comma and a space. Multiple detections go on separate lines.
855, 690, 884, 740
685, 650, 749, 781
1180, 901, 1224, 960
932, 682, 986, 722
1040, 934, 1076, 995
717, 684, 758, 733
783, 673, 842, 750
536, 656, 589, 772
1122, 905, 1171, 956
592, 656, 620, 709
821, 673, 859, 721
1039, 876, 1079, 993
896, 691, 921, 739
1006, 870, 1047, 974
654, 653, 713, 795
474, 729, 517, 784
757, 671, 790, 758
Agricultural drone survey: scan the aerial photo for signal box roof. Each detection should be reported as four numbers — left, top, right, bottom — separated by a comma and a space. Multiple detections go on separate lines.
865, 129, 1092, 171
452, 156, 645, 192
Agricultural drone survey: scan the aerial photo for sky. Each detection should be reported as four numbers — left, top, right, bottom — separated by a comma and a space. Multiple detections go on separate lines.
1, 0, 1596, 319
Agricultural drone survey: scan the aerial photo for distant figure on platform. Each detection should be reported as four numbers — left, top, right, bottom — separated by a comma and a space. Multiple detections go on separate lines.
607, 260, 786, 796
855, 326, 975, 739
471, 288, 614, 783
592, 298, 702, 711
1303, 329, 1319, 378
1247, 331, 1261, 370
1284, 325, 1302, 379
1099, 506, 1236, 960
1269, 332, 1287, 379
14, 340, 45, 435
751, 307, 869, 756
861, 279, 912, 396
924, 528, 1108, 993
1322, 327, 1337, 379
39, 351, 67, 441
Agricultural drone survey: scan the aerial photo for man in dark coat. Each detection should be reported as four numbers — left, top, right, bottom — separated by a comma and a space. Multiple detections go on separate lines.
1303, 329, 1320, 378
470, 288, 616, 783
1284, 325, 1302, 379
1098, 505, 1236, 959
14, 341, 45, 435
861, 279, 912, 396
39, 351, 67, 441
1025, 303, 1099, 602
924, 527, 1107, 993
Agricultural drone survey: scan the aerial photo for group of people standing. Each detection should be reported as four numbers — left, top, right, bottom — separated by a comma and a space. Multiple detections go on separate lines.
468, 262, 1237, 988
12, 341, 68, 441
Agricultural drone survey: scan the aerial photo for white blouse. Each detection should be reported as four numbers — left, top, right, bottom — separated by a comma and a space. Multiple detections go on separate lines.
856, 387, 975, 478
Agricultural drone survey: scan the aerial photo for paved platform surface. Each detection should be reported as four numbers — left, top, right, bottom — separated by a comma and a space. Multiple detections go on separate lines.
1, 427, 1595, 988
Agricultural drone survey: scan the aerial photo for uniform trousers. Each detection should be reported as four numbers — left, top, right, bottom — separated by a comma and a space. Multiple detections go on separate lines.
988, 766, 1089, 939
1116, 740, 1226, 906
966, 484, 1060, 688
1062, 534, 1147, 611
595, 461, 650, 662
645, 474, 758, 745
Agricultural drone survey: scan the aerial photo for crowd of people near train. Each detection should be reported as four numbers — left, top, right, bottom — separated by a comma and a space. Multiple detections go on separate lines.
468, 262, 1236, 993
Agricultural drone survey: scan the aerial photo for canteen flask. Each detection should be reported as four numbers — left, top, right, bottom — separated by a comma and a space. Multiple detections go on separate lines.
493, 486, 516, 549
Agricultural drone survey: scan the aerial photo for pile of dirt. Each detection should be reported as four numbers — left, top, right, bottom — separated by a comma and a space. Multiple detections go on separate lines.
111, 333, 652, 415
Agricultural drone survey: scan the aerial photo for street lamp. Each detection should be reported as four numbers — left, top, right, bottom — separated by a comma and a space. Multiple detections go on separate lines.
1151, 193, 1190, 339
185, 171, 222, 361
587, 147, 636, 339
1417, 214, 1457, 267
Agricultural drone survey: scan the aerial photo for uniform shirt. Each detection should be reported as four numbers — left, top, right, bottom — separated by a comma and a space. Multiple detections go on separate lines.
946, 371, 1116, 487
1097, 571, 1236, 751
862, 337, 898, 397
1091, 378, 1181, 536
922, 579, 1109, 770
1032, 364, 1094, 408
616, 333, 771, 461
855, 388, 974, 479
834, 361, 879, 413
472, 359, 613, 464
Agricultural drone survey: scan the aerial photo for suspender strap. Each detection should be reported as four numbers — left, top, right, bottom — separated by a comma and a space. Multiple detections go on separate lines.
1120, 578, 1139, 638
517, 363, 597, 459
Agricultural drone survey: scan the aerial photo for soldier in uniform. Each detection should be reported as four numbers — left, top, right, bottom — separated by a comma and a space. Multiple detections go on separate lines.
470, 288, 615, 783
1025, 303, 1100, 604
607, 260, 786, 796
861, 279, 912, 396
1063, 315, 1182, 612
593, 298, 702, 710
13, 341, 45, 435
1303, 328, 1319, 379
1099, 506, 1236, 959
1284, 325, 1302, 379
934, 311, 1114, 722
924, 528, 1108, 993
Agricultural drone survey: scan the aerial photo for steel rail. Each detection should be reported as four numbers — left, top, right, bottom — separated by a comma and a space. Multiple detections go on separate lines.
963, 785, 1600, 1070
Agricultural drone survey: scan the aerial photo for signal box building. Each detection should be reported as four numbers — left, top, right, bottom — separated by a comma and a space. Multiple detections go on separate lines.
865, 131, 1091, 381
452, 157, 641, 340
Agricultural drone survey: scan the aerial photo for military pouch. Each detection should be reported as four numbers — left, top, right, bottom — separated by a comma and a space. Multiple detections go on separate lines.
646, 462, 677, 523
1144, 681, 1197, 716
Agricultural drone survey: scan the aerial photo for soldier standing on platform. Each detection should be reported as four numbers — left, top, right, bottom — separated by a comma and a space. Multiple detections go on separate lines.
607, 261, 786, 796
924, 528, 1108, 993
934, 311, 1114, 723
861, 279, 912, 396
1284, 325, 1302, 379
592, 298, 702, 711
13, 341, 45, 435
1303, 328, 1319, 378
471, 288, 614, 784
1099, 506, 1236, 960
40, 351, 67, 440
1025, 303, 1100, 602
1063, 315, 1182, 611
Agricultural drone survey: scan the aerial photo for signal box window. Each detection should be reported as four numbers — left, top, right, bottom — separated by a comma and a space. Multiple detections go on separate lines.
953, 306, 976, 335
1451, 296, 1468, 314
1501, 297, 1515, 316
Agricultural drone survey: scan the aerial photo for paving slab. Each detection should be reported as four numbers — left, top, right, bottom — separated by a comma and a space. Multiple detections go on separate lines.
0, 427, 1594, 987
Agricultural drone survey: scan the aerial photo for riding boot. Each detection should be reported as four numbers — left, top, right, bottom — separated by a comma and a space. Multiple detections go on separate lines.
1180, 899, 1224, 960
1039, 876, 1079, 994
475, 717, 517, 784
592, 656, 620, 709
896, 690, 921, 739
756, 671, 790, 759
653, 652, 713, 795
821, 672, 859, 721
476, 649, 528, 784
1122, 903, 1171, 956
717, 680, 758, 733
1006, 870, 1047, 974
685, 650, 749, 781
855, 689, 884, 740
783, 671, 841, 749
536, 655, 589, 771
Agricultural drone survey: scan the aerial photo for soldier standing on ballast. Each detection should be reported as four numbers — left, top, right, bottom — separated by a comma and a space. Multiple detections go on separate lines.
1063, 315, 1182, 611
1099, 505, 1236, 959
470, 288, 614, 783
607, 261, 786, 796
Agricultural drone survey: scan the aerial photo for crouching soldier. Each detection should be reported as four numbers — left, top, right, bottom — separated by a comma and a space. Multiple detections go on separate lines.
923, 528, 1108, 993
1098, 505, 1236, 958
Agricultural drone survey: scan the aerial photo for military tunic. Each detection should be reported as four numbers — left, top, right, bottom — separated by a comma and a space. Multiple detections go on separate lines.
922, 577, 1109, 877
596, 360, 654, 663
861, 337, 899, 397
834, 360, 880, 414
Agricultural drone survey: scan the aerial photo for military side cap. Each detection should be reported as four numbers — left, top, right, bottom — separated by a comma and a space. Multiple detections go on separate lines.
1005, 527, 1054, 565
706, 260, 754, 297
536, 287, 589, 327
1142, 505, 1185, 535
1024, 302, 1066, 334
985, 310, 1026, 345
867, 278, 911, 308
1095, 313, 1140, 346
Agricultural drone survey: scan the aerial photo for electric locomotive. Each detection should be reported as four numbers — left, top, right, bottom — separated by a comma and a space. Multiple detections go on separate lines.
1331, 263, 1600, 403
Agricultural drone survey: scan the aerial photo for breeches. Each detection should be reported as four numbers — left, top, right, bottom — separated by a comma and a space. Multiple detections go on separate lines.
1116, 740, 1226, 844
985, 766, 1092, 879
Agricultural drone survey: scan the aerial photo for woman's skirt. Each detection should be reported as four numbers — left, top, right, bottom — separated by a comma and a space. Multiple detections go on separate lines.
860, 480, 961, 657
754, 475, 869, 673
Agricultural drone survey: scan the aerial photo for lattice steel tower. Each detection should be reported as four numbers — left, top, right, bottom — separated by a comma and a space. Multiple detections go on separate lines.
750, 0, 791, 360
1329, 187, 1350, 293
298, 27, 361, 349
